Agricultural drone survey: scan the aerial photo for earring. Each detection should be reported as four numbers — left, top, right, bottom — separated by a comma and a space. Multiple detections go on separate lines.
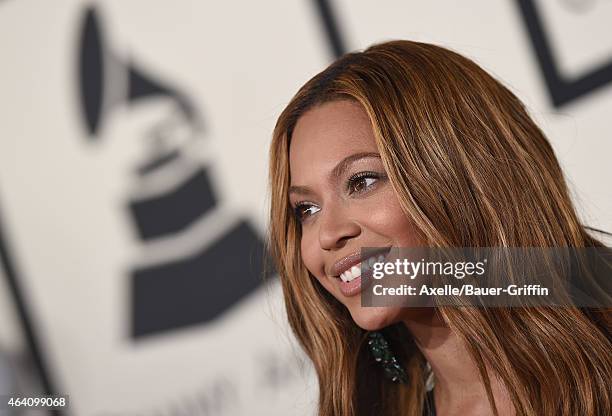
425, 361, 435, 392
367, 331, 409, 384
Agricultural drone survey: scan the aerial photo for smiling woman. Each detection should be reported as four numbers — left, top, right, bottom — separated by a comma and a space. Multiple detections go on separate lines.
266, 40, 611, 416
288, 100, 424, 329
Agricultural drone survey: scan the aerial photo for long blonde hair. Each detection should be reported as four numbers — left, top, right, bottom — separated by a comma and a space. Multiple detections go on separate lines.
267, 40, 611, 416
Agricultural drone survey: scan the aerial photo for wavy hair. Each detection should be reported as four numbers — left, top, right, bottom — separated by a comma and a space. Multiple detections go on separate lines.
267, 40, 611, 416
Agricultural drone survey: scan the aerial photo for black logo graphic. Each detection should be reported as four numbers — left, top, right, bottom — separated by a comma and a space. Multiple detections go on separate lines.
78, 7, 200, 139
78, 6, 272, 338
313, 0, 347, 58
0, 1, 343, 411
516, 0, 612, 107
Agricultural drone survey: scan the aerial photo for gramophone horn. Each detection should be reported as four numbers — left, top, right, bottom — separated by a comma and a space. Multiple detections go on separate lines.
78, 6, 196, 137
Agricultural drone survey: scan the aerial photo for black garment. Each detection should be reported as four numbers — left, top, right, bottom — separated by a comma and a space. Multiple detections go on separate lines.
423, 390, 436, 416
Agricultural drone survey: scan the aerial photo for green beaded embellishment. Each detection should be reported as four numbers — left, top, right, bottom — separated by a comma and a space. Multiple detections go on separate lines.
367, 331, 409, 384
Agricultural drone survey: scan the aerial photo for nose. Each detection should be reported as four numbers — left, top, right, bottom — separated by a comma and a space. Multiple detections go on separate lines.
318, 202, 361, 251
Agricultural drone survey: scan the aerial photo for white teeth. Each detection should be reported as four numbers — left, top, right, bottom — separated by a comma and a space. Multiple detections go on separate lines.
340, 263, 362, 282
339, 253, 388, 283
340, 268, 350, 282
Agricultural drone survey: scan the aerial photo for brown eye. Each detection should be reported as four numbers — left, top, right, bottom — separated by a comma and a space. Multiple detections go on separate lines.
350, 177, 376, 193
293, 203, 320, 222
347, 172, 381, 195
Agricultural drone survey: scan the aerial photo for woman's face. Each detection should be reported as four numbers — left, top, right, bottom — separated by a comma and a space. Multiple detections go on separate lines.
288, 99, 426, 330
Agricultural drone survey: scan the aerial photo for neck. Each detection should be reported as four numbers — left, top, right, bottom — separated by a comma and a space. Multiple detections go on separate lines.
402, 309, 510, 415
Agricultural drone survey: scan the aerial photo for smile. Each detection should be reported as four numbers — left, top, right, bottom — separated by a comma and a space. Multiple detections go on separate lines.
339, 253, 387, 283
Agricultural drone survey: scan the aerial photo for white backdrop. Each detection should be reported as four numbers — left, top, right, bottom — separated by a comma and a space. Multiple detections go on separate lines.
0, 1, 610, 415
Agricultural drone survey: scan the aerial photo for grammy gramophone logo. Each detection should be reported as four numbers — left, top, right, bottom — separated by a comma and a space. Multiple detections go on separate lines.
77, 6, 270, 338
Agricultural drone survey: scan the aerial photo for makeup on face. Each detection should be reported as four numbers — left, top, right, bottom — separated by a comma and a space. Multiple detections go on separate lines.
288, 100, 424, 330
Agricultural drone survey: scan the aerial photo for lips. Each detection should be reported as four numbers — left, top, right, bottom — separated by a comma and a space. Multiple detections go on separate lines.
336, 250, 391, 297
330, 247, 392, 281
339, 252, 389, 282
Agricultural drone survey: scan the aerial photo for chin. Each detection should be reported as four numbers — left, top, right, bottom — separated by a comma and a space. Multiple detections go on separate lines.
348, 305, 404, 331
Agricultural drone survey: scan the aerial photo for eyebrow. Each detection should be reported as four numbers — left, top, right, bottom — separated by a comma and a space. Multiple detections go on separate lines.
288, 152, 381, 197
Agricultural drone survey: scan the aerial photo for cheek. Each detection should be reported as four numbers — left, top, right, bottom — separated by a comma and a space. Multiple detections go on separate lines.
300, 233, 323, 280
368, 188, 420, 245
300, 232, 337, 294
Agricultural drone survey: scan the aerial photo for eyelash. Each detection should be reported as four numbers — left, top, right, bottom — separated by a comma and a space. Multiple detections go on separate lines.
292, 171, 384, 223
